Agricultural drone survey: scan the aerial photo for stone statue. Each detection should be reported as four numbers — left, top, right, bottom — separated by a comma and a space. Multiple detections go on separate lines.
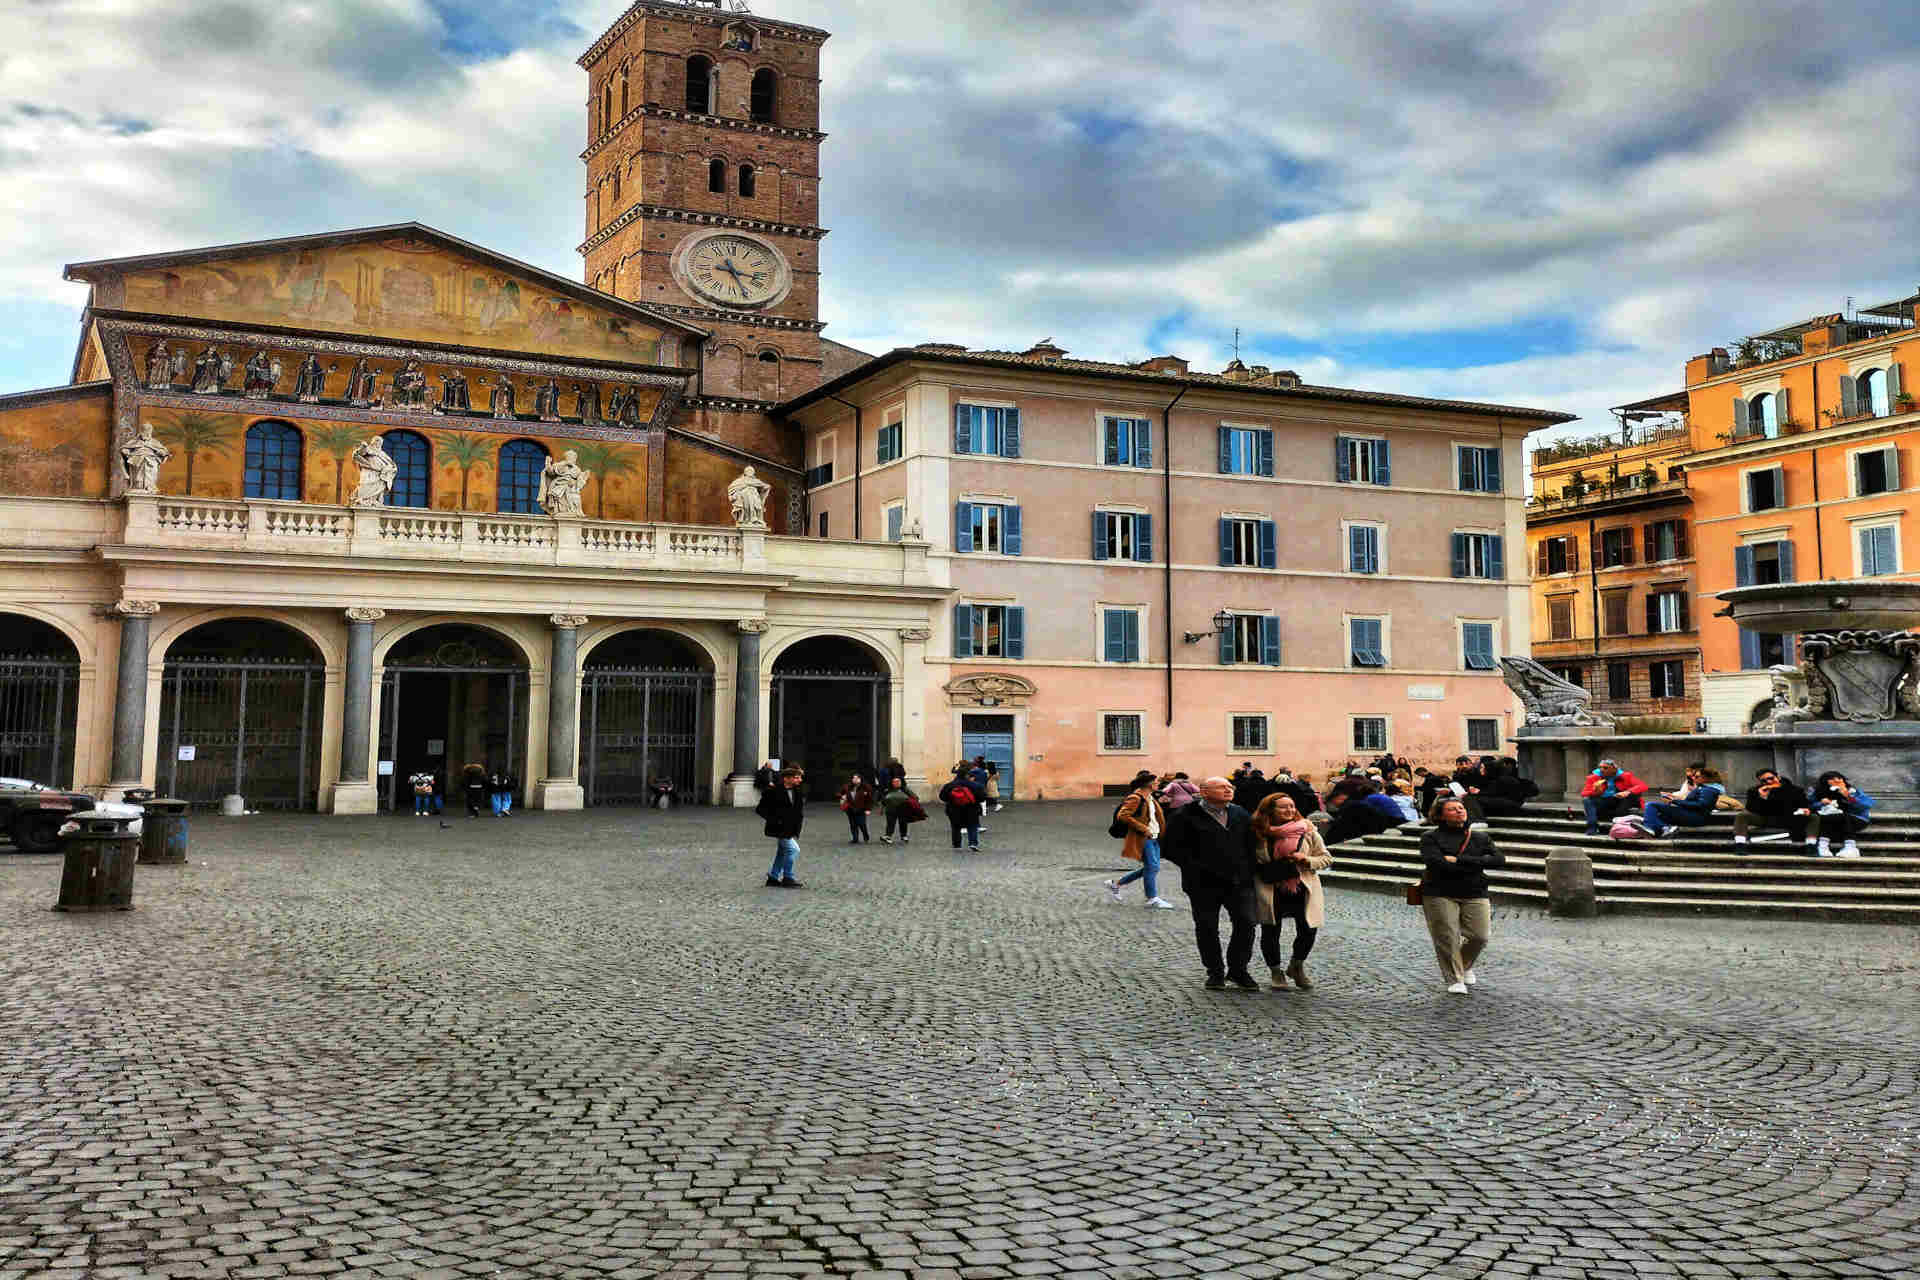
293, 354, 328, 403
537, 449, 589, 518
534, 378, 562, 421
573, 382, 602, 425
1756, 663, 1815, 732
190, 346, 232, 395
242, 350, 281, 398
348, 436, 398, 508
727, 465, 772, 530
489, 373, 516, 419
144, 341, 180, 390
435, 367, 469, 413
345, 358, 380, 407
119, 422, 171, 495
1499, 655, 1616, 727
902, 516, 924, 540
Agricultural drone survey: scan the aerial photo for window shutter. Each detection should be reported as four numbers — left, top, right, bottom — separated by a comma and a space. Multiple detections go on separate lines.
1135, 420, 1152, 468
1887, 446, 1902, 491
1671, 524, 1686, 560
1567, 536, 1580, 573
1365, 527, 1381, 574
1257, 430, 1274, 477
1643, 523, 1657, 564
954, 502, 974, 553
1127, 610, 1142, 662
1001, 408, 1021, 457
952, 604, 974, 659
1217, 518, 1233, 566
1352, 525, 1372, 574
1135, 513, 1153, 562
953, 404, 972, 454
1771, 464, 1785, 506
1677, 592, 1690, 631
1778, 539, 1795, 583
1617, 532, 1635, 567
1537, 539, 1550, 575
1218, 622, 1234, 666
1374, 440, 1392, 485
1103, 420, 1120, 466
1258, 519, 1276, 569
1484, 447, 1501, 493
1261, 615, 1282, 667
1451, 532, 1469, 578
1093, 511, 1110, 560
1217, 426, 1231, 473
1739, 627, 1762, 670
1775, 388, 1790, 427
1840, 373, 1859, 417
1734, 544, 1755, 587
1458, 448, 1473, 491
1334, 436, 1351, 483
1889, 362, 1904, 403
1645, 593, 1659, 635
1004, 607, 1025, 658
1487, 535, 1504, 581
1003, 505, 1022, 556
1103, 609, 1124, 662
1732, 397, 1749, 437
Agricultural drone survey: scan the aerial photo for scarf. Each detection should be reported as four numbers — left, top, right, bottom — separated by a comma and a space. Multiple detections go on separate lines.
1267, 817, 1312, 897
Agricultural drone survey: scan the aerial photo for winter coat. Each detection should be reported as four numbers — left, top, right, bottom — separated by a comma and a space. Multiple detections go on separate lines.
1743, 777, 1806, 821
1581, 769, 1648, 800
1809, 781, 1874, 825
1162, 801, 1256, 890
938, 779, 983, 824
755, 786, 806, 838
1158, 779, 1201, 811
1115, 789, 1164, 862
1419, 824, 1506, 898
838, 782, 875, 813
1251, 816, 1333, 929
880, 786, 917, 816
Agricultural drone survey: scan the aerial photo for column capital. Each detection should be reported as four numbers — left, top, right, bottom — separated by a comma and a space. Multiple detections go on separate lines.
897, 627, 933, 643
114, 599, 161, 617
549, 613, 589, 630
735, 618, 770, 635
344, 607, 386, 623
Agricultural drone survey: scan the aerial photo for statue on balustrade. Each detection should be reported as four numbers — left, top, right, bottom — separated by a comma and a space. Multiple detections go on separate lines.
573, 382, 602, 425
534, 378, 562, 421
144, 340, 181, 390
538, 450, 589, 518
293, 354, 329, 403
435, 367, 469, 413
489, 373, 516, 419
345, 357, 380, 407
190, 346, 232, 395
119, 422, 171, 496
242, 350, 281, 398
727, 465, 772, 530
348, 435, 398, 508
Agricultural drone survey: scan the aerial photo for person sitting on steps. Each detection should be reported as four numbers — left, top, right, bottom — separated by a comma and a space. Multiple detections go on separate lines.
1734, 768, 1811, 852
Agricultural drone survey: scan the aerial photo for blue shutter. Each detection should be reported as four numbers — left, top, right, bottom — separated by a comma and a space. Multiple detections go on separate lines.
1135, 419, 1152, 468
952, 605, 974, 659
1451, 532, 1470, 578
954, 502, 974, 553
1103, 609, 1124, 662
1779, 540, 1795, 583
1218, 518, 1234, 566
1732, 398, 1749, 438
1003, 505, 1022, 556
1004, 607, 1025, 658
1739, 627, 1762, 670
953, 404, 972, 454
1217, 426, 1232, 473
1458, 448, 1474, 491
1002, 408, 1021, 458
1125, 611, 1142, 662
1135, 513, 1153, 562
1335, 436, 1351, 483
1257, 430, 1274, 477
1349, 525, 1366, 573
1218, 621, 1234, 666
1103, 419, 1120, 466
1374, 440, 1392, 486
1261, 615, 1282, 667
1734, 545, 1755, 587
1485, 448, 1502, 494
1258, 519, 1277, 569
1487, 535, 1505, 581
1093, 512, 1110, 560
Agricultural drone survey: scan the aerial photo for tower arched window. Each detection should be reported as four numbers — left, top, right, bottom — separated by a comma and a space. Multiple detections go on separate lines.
708, 157, 727, 194
602, 83, 613, 134
612, 167, 621, 202
1859, 368, 1889, 417
243, 420, 303, 501
381, 430, 431, 509
686, 55, 714, 114
619, 65, 630, 118
497, 439, 549, 515
1747, 392, 1777, 439
750, 68, 776, 123
739, 163, 755, 198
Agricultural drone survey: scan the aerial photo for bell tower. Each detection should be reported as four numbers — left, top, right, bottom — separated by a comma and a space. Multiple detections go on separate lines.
578, 0, 829, 408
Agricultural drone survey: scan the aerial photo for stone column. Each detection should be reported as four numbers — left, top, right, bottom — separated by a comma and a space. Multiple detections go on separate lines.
330, 607, 383, 814
537, 614, 587, 810
106, 600, 159, 799
723, 618, 769, 808
897, 626, 933, 797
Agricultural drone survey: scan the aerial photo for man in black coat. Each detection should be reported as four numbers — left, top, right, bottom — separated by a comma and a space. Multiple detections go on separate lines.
1734, 768, 1811, 849
1160, 775, 1261, 991
754, 765, 807, 888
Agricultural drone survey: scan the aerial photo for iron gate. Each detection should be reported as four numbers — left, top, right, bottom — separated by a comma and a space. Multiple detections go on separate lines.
771, 668, 890, 799
158, 658, 322, 810
378, 666, 524, 811
0, 657, 80, 786
583, 667, 713, 806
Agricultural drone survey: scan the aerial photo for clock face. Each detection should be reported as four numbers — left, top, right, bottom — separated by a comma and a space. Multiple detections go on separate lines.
681, 233, 787, 308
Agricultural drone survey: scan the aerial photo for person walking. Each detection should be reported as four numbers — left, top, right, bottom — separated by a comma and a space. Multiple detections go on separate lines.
1161, 776, 1261, 991
938, 764, 984, 851
1808, 771, 1872, 858
1419, 797, 1506, 994
837, 772, 875, 845
1734, 768, 1812, 851
983, 761, 1004, 812
878, 778, 917, 844
755, 764, 807, 887
1637, 764, 1725, 838
1579, 759, 1648, 834
409, 769, 435, 816
1105, 770, 1176, 909
461, 763, 487, 817
488, 768, 515, 817
1251, 792, 1333, 991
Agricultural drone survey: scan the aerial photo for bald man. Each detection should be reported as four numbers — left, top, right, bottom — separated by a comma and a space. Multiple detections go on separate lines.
1160, 775, 1261, 991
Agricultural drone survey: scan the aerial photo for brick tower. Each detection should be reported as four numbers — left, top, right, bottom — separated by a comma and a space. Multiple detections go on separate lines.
578, 0, 828, 421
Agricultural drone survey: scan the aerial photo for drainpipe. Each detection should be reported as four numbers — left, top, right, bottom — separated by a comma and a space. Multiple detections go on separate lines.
1162, 384, 1189, 726
823, 393, 862, 539
1588, 514, 1600, 660
1809, 374, 1824, 579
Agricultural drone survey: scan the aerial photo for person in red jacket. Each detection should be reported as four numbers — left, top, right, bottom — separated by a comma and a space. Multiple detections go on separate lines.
1580, 759, 1648, 834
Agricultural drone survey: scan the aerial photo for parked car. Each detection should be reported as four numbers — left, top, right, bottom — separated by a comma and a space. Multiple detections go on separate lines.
0, 778, 84, 853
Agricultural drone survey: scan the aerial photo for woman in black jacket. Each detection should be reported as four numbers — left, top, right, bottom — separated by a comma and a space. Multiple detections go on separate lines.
1419, 797, 1506, 995
1474, 758, 1539, 819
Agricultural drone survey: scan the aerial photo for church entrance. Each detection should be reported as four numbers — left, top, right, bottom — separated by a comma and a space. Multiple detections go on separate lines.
582, 629, 714, 807
158, 619, 324, 810
378, 625, 529, 812
0, 616, 81, 787
770, 636, 889, 800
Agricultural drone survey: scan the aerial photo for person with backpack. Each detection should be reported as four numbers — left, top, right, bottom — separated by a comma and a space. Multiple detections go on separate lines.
878, 778, 918, 845
755, 764, 807, 888
938, 763, 983, 851
837, 772, 875, 845
1104, 770, 1176, 909
408, 769, 435, 817
461, 762, 488, 817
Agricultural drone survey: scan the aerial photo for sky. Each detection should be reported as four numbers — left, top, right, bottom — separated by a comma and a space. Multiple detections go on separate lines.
2, 0, 1917, 440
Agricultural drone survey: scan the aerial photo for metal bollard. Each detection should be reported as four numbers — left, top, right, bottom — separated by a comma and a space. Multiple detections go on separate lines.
139, 798, 191, 865
55, 814, 139, 913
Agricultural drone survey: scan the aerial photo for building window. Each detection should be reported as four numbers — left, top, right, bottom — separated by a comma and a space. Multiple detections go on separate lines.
1607, 662, 1631, 701
952, 603, 1025, 659
1221, 614, 1281, 666
954, 404, 1020, 457
1102, 415, 1152, 467
381, 430, 431, 509
687, 56, 714, 113
602, 83, 613, 133
816, 512, 829, 537
1451, 532, 1504, 579
884, 503, 903, 543
1745, 466, 1784, 512
1550, 664, 1584, 689
1460, 622, 1495, 671
955, 501, 1020, 554
1219, 517, 1276, 568
1736, 540, 1795, 586
1599, 526, 1637, 568
1347, 522, 1382, 574
1101, 607, 1143, 663
1101, 712, 1143, 753
739, 163, 756, 198
1231, 714, 1270, 753
1335, 435, 1390, 485
708, 157, 726, 194
1218, 425, 1275, 476
1649, 660, 1684, 699
1547, 597, 1574, 641
1351, 716, 1387, 752
1645, 519, 1688, 563
876, 416, 903, 464
1854, 445, 1899, 497
1465, 717, 1501, 752
620, 65, 629, 118
803, 461, 833, 487
1456, 445, 1502, 493
750, 68, 777, 123
611, 168, 621, 203
1853, 368, 1890, 418
1349, 616, 1386, 667
1739, 629, 1788, 670
1857, 521, 1900, 577
1739, 391, 1778, 439
1093, 510, 1153, 562
243, 420, 304, 501
498, 439, 548, 514
1647, 589, 1689, 634
1537, 535, 1578, 575
1598, 589, 1628, 637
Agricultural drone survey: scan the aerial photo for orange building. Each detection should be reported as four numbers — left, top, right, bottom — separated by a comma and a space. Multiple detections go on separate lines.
1680, 297, 1919, 731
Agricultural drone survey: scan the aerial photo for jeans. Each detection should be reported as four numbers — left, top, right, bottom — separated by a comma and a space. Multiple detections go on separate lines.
950, 819, 980, 848
846, 810, 870, 841
1641, 800, 1710, 835
490, 792, 507, 816
1259, 889, 1317, 968
1115, 838, 1160, 899
768, 837, 799, 881
1185, 877, 1257, 979
1422, 895, 1491, 984
884, 812, 909, 840
1582, 793, 1632, 831
413, 793, 431, 815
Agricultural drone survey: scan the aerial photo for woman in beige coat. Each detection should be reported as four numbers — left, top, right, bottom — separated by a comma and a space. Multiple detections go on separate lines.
1251, 791, 1334, 990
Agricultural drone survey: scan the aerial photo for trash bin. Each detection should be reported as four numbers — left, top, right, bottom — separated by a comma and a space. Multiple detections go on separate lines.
139, 798, 190, 865
55, 813, 139, 912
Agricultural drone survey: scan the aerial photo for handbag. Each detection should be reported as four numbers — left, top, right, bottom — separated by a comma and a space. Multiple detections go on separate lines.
1405, 883, 1424, 906
904, 796, 927, 823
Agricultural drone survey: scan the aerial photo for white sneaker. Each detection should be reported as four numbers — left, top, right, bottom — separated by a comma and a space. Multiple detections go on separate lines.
1446, 982, 1470, 995
1733, 835, 1748, 845
1102, 879, 1123, 903
1464, 969, 1477, 986
1817, 840, 1834, 857
1145, 897, 1177, 910
1838, 841, 1861, 858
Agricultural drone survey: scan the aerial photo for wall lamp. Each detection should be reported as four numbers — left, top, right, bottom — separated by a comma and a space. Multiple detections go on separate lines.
1182, 609, 1234, 645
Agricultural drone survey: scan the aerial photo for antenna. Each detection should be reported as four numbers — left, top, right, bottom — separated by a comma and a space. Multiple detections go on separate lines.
1232, 327, 1241, 361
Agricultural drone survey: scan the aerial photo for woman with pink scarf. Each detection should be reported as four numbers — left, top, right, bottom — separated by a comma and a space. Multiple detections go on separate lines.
1250, 792, 1334, 991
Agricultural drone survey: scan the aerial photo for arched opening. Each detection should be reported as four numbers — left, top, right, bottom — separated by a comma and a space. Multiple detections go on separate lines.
738, 162, 756, 198
686, 55, 714, 114
770, 636, 890, 799
377, 624, 530, 813
0, 616, 80, 787
751, 349, 781, 400
582, 629, 716, 806
1747, 392, 1777, 439
244, 420, 304, 500
160, 618, 324, 810
750, 68, 776, 123
382, 429, 431, 508
708, 156, 727, 194
612, 167, 621, 203
602, 82, 613, 133
497, 438, 548, 514
1859, 368, 1888, 417
619, 65, 629, 118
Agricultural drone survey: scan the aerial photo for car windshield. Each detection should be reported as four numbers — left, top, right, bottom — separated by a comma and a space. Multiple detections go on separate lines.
1, 778, 46, 790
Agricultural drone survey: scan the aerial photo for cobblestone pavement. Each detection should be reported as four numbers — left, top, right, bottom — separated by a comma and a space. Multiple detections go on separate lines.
3, 801, 1917, 1280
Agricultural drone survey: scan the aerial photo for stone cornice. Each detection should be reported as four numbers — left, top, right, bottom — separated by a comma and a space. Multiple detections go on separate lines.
652, 302, 825, 333
581, 104, 826, 163
1679, 410, 1920, 470
580, 203, 827, 256
579, 1, 828, 69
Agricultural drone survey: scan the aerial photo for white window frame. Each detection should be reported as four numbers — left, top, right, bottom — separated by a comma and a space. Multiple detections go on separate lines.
882, 500, 905, 543
955, 397, 1017, 458
1341, 519, 1387, 574
1094, 602, 1148, 665
1094, 410, 1152, 467
1349, 714, 1391, 753
812, 428, 836, 473
876, 404, 906, 466
1454, 528, 1501, 579
1649, 588, 1686, 634
1463, 715, 1502, 754
1456, 617, 1499, 672
1849, 513, 1902, 578
1095, 506, 1148, 561
1452, 441, 1503, 494
961, 598, 1016, 659
1219, 421, 1272, 476
1223, 512, 1265, 568
1646, 519, 1686, 564
959, 495, 1013, 554
1540, 533, 1575, 575
1847, 442, 1900, 498
1097, 710, 1148, 756
1338, 434, 1388, 485
1648, 658, 1685, 700
1223, 611, 1270, 665
1229, 712, 1272, 754
1344, 612, 1391, 669
1741, 462, 1786, 513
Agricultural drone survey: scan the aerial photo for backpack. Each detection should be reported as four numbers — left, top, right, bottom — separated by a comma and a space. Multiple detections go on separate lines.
1609, 816, 1651, 841
1108, 800, 1130, 839
948, 784, 976, 807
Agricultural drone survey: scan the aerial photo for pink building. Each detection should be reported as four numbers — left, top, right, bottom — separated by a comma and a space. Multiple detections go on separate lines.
783, 342, 1573, 798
